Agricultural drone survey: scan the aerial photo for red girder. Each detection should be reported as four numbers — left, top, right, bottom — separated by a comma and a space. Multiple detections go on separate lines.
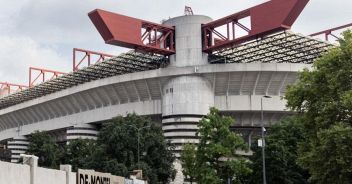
310, 23, 352, 41
29, 67, 66, 87
202, 0, 309, 53
73, 48, 115, 71
0, 82, 28, 96
88, 9, 175, 56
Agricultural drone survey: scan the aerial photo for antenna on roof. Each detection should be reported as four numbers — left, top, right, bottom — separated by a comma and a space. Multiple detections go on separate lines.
184, 6, 194, 16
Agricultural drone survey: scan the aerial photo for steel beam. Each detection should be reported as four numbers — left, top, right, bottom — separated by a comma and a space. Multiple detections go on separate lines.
89, 9, 175, 55
29, 67, 66, 87
310, 23, 352, 41
202, 0, 309, 53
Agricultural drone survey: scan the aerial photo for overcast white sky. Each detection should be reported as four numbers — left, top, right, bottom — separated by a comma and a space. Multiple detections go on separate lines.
0, 0, 351, 85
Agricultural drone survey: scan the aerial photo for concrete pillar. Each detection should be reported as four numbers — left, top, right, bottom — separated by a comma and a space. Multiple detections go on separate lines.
60, 165, 73, 184
162, 76, 214, 154
163, 15, 212, 67
248, 131, 253, 148
22, 154, 38, 184
162, 15, 214, 184
7, 135, 29, 163
66, 123, 98, 143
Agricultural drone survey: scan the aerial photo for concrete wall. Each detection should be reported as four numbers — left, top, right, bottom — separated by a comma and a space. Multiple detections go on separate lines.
0, 160, 30, 184
37, 167, 67, 184
162, 76, 214, 116
0, 160, 145, 184
0, 160, 75, 184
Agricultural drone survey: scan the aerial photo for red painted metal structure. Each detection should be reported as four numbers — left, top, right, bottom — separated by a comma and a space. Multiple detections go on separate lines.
29, 67, 66, 87
88, 9, 175, 56
310, 23, 352, 41
89, 0, 309, 55
0, 82, 28, 95
202, 0, 309, 53
73, 48, 115, 71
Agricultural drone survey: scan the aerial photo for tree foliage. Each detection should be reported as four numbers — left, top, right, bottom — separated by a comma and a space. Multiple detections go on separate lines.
181, 107, 252, 184
250, 117, 309, 184
299, 123, 352, 183
27, 131, 62, 168
285, 30, 352, 183
63, 138, 97, 171
86, 113, 176, 183
180, 144, 197, 183
25, 113, 176, 183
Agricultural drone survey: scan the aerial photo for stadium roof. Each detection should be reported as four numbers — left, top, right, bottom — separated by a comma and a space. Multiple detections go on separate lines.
0, 31, 332, 110
0, 52, 166, 110
209, 31, 333, 64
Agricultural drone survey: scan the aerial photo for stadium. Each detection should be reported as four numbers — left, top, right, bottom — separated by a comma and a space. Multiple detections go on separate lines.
0, 1, 341, 181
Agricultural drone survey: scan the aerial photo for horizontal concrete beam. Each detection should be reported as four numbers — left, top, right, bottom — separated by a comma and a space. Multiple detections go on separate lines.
215, 95, 287, 112
0, 100, 161, 141
0, 63, 310, 115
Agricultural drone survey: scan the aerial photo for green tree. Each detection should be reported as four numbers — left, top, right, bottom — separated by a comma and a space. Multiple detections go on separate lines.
181, 107, 252, 184
87, 113, 176, 183
299, 123, 352, 183
63, 138, 97, 171
27, 131, 62, 168
250, 117, 309, 184
180, 144, 197, 183
285, 30, 352, 183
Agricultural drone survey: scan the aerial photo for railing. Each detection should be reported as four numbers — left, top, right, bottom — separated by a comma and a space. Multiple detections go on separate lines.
29, 67, 66, 87
73, 48, 115, 71
310, 23, 352, 41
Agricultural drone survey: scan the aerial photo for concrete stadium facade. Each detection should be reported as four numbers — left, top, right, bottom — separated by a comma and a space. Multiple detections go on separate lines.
0, 13, 328, 169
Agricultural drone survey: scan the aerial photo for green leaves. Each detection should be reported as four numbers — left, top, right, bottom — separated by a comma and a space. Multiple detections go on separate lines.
63, 138, 97, 171
26, 113, 176, 183
250, 117, 309, 184
90, 113, 176, 183
27, 131, 62, 169
298, 124, 352, 183
180, 144, 197, 183
285, 30, 352, 183
181, 107, 251, 184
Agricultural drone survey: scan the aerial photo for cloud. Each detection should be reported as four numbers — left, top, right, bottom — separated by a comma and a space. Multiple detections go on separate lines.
293, 0, 352, 35
12, 1, 100, 45
0, 0, 351, 85
0, 36, 70, 85
8, 0, 267, 46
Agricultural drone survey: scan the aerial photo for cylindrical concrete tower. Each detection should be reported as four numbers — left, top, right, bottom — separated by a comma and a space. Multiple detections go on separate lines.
162, 15, 214, 183
7, 135, 29, 163
164, 15, 212, 67
66, 124, 98, 143
162, 15, 214, 153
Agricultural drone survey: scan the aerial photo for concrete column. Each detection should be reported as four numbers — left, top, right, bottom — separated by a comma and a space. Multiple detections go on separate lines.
163, 15, 212, 67
22, 154, 38, 184
162, 76, 214, 154
7, 135, 29, 163
248, 131, 253, 148
162, 15, 214, 184
66, 123, 98, 143
60, 164, 73, 184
